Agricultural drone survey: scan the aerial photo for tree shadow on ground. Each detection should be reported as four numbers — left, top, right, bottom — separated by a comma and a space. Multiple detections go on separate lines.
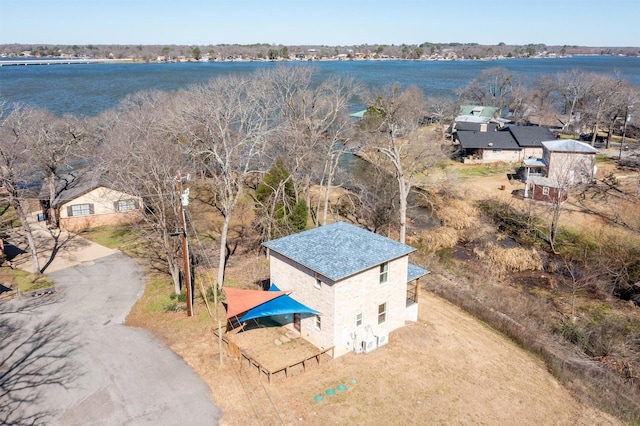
0, 299, 82, 425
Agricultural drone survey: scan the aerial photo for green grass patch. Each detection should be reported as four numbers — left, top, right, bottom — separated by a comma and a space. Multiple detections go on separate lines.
595, 154, 616, 164
0, 266, 54, 293
79, 226, 136, 249
0, 201, 20, 229
453, 163, 513, 178
141, 275, 176, 314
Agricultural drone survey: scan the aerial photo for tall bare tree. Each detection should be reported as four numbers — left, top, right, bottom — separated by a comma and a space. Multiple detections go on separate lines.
361, 85, 444, 244
266, 66, 358, 226
457, 67, 515, 110
101, 91, 186, 294
0, 103, 41, 274
554, 69, 595, 133
30, 110, 86, 228
582, 74, 626, 146
180, 74, 276, 289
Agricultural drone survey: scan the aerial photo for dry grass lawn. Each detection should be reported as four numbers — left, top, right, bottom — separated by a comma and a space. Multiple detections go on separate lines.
124, 150, 638, 425
127, 264, 621, 426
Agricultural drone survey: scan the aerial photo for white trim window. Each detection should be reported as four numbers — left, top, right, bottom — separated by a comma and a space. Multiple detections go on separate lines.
379, 262, 389, 284
542, 186, 550, 196
378, 302, 387, 325
116, 199, 138, 212
67, 203, 94, 217
356, 313, 363, 327
314, 315, 321, 330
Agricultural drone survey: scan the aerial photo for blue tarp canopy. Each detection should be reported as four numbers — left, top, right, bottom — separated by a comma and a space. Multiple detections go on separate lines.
239, 283, 320, 322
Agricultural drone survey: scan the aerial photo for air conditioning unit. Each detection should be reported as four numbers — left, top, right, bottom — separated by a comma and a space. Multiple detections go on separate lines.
377, 333, 389, 347
363, 338, 377, 353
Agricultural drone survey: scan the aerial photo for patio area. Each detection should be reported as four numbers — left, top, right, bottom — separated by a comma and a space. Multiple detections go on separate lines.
215, 319, 334, 383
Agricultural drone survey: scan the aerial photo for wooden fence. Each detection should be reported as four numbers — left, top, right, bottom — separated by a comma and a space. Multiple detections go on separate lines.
212, 326, 334, 384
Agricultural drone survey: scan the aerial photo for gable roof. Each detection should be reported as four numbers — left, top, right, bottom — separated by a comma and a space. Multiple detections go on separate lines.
40, 169, 129, 208
456, 129, 520, 150
508, 126, 555, 148
459, 105, 501, 118
263, 221, 416, 282
542, 139, 599, 153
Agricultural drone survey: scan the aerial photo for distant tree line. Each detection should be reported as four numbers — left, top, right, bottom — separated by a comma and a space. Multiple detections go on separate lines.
1, 42, 638, 62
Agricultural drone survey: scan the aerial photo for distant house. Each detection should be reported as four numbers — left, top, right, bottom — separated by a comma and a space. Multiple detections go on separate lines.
508, 126, 556, 160
40, 171, 142, 231
454, 124, 555, 164
262, 221, 429, 358
523, 139, 598, 202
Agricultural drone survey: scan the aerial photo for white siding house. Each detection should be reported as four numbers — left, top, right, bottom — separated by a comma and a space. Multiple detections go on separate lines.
263, 222, 428, 358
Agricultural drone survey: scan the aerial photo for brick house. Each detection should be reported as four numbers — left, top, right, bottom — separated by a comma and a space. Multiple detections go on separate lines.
262, 221, 429, 358
40, 171, 142, 231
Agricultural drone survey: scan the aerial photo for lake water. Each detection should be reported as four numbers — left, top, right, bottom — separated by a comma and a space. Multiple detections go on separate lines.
1, 56, 639, 117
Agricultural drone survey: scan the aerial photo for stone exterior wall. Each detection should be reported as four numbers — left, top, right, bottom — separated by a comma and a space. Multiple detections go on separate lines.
269, 250, 409, 358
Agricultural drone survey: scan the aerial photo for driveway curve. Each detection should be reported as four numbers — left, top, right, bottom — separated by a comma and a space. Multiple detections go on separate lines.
2, 230, 221, 425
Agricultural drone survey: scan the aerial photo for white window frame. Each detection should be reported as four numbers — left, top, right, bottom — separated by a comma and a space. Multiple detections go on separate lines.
378, 302, 387, 325
69, 203, 92, 217
356, 313, 363, 327
542, 186, 550, 196
117, 199, 137, 212
314, 315, 321, 330
379, 262, 388, 284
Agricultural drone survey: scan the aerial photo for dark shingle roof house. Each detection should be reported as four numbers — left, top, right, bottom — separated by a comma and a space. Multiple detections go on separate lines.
263, 221, 418, 282
456, 129, 520, 150
507, 126, 555, 148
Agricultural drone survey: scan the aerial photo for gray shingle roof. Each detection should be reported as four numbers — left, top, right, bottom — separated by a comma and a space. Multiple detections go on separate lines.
40, 171, 108, 207
407, 263, 429, 282
263, 222, 416, 282
456, 129, 520, 150
507, 126, 555, 148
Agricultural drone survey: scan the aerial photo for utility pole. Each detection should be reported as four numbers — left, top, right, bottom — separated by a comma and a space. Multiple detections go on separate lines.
177, 171, 193, 317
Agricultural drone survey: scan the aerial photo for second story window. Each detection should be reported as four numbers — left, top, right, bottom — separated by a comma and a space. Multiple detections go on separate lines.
379, 262, 388, 284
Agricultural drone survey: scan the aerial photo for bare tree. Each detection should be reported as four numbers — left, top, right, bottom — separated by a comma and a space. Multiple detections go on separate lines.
0, 103, 41, 274
334, 154, 399, 234
457, 67, 515, 110
582, 74, 626, 146
361, 85, 444, 243
554, 69, 595, 133
180, 74, 276, 289
425, 96, 458, 140
30, 110, 87, 228
266, 66, 358, 226
101, 91, 186, 294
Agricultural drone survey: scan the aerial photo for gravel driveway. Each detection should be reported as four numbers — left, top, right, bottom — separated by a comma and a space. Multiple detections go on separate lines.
1, 231, 221, 425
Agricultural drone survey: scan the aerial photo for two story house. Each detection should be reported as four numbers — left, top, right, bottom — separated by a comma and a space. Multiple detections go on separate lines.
262, 221, 429, 358
523, 139, 599, 202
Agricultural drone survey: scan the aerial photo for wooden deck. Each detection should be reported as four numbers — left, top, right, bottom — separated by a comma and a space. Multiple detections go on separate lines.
213, 323, 334, 383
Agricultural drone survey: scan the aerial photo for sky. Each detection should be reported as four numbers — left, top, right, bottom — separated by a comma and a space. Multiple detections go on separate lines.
1, 0, 639, 47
